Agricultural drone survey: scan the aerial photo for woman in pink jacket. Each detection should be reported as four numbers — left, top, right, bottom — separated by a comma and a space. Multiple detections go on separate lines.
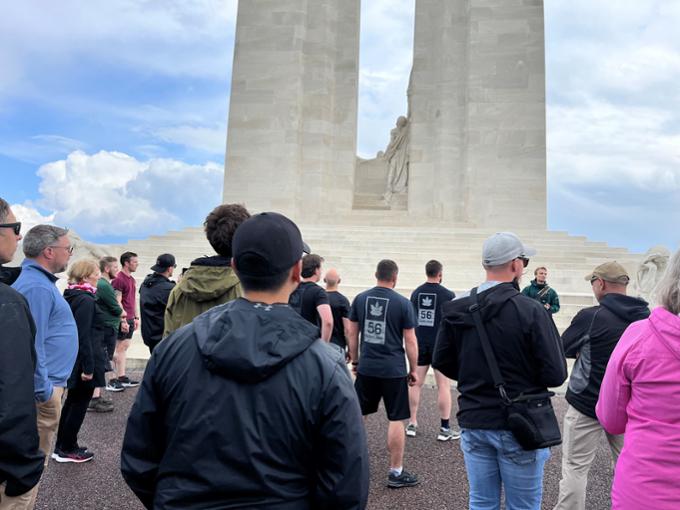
596, 249, 680, 509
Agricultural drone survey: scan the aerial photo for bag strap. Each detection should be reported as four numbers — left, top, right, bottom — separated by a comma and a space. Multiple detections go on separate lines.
468, 287, 511, 404
537, 285, 551, 299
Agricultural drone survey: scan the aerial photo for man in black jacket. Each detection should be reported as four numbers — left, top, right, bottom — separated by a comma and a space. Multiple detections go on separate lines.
139, 253, 176, 353
0, 198, 44, 507
433, 232, 567, 510
121, 212, 369, 510
554, 261, 649, 510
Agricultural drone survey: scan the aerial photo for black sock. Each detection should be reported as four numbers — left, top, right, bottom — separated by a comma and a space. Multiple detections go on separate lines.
441, 419, 450, 429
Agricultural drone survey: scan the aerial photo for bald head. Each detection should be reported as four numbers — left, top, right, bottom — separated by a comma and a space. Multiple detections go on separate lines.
324, 268, 340, 290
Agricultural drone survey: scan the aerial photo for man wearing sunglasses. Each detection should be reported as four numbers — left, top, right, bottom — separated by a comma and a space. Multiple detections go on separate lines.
12, 223, 78, 503
0, 199, 45, 508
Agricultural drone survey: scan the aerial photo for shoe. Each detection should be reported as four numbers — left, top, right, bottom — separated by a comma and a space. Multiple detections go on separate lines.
437, 427, 461, 441
387, 469, 419, 488
87, 399, 114, 413
118, 375, 140, 388
52, 448, 94, 463
405, 423, 417, 438
105, 379, 125, 392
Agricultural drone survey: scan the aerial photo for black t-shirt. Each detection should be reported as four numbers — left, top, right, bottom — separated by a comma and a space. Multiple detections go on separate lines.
327, 290, 350, 349
410, 282, 455, 347
349, 286, 416, 378
288, 281, 329, 328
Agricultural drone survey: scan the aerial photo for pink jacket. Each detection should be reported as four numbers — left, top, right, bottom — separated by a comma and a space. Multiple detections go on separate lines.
596, 307, 680, 510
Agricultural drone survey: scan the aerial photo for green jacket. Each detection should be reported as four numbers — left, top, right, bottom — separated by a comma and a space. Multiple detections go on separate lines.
163, 256, 242, 337
521, 279, 560, 314
97, 277, 124, 330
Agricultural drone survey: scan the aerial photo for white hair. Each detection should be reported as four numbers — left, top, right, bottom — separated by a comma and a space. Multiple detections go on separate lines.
656, 248, 680, 315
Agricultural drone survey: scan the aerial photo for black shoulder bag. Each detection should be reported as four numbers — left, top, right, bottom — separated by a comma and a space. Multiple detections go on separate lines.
469, 287, 562, 450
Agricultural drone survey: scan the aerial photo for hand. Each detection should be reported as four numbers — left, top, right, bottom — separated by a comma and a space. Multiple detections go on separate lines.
81, 373, 93, 381
544, 303, 550, 310
351, 362, 358, 375
134, 318, 140, 331
120, 320, 130, 334
408, 371, 418, 386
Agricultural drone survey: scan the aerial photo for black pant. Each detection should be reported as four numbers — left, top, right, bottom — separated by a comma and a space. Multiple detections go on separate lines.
56, 383, 95, 451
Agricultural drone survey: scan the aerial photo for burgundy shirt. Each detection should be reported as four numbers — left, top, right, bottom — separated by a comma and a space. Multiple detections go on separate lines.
111, 271, 136, 319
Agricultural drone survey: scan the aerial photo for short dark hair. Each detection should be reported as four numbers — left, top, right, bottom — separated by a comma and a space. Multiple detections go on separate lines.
376, 259, 398, 282
301, 254, 323, 278
120, 251, 137, 267
99, 256, 118, 272
237, 268, 291, 293
204, 203, 250, 258
425, 259, 443, 277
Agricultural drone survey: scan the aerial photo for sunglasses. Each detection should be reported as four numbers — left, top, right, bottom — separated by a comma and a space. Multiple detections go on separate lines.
0, 222, 21, 235
517, 257, 529, 268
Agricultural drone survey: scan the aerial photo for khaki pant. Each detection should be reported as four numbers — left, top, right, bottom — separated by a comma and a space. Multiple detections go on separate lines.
24, 386, 65, 509
0, 483, 33, 510
554, 404, 623, 510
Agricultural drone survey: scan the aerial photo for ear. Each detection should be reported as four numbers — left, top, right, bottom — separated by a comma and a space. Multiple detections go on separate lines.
291, 260, 302, 283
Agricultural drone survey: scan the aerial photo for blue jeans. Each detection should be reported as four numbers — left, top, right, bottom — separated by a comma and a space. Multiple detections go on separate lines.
460, 428, 550, 510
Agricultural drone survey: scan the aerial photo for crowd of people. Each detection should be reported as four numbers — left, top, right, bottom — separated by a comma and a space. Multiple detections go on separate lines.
1, 195, 680, 510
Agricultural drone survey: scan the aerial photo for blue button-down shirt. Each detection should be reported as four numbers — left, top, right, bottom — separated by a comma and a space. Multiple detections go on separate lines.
12, 259, 77, 401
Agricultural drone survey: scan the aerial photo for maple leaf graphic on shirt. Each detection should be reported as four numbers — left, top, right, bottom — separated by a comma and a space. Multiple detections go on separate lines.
421, 296, 433, 307
369, 303, 384, 317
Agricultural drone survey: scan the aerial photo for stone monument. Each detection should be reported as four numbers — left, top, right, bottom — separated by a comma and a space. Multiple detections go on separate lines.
223, 0, 546, 228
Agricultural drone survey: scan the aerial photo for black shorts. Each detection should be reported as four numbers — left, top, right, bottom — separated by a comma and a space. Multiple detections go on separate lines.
117, 319, 134, 340
103, 326, 117, 360
354, 374, 410, 421
417, 342, 434, 366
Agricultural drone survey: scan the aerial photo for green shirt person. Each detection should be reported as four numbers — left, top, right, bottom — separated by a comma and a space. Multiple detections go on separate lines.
522, 266, 560, 314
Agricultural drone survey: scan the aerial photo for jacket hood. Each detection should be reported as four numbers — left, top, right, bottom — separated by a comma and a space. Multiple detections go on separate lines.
142, 272, 171, 288
649, 307, 680, 361
600, 293, 649, 323
176, 258, 239, 302
0, 265, 21, 285
443, 282, 519, 327
193, 297, 320, 383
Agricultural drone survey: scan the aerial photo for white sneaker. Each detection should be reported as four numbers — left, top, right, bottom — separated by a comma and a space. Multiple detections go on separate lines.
405, 423, 417, 437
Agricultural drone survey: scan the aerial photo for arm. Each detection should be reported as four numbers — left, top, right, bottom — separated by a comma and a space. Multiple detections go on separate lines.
403, 328, 418, 385
0, 298, 44, 495
71, 297, 96, 376
97, 282, 123, 317
432, 318, 459, 380
313, 364, 369, 509
550, 289, 560, 314
531, 306, 568, 387
21, 287, 54, 402
317, 304, 333, 342
561, 309, 591, 358
596, 328, 635, 434
121, 354, 164, 509
163, 287, 178, 338
347, 320, 360, 372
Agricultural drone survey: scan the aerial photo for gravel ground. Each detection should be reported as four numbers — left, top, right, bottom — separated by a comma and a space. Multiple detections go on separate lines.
35, 374, 614, 509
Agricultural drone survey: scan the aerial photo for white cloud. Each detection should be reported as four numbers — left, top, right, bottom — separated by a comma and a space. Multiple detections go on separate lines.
10, 203, 55, 232
23, 150, 224, 240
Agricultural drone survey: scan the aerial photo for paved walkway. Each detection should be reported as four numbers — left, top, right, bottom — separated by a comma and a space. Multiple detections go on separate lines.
35, 373, 614, 510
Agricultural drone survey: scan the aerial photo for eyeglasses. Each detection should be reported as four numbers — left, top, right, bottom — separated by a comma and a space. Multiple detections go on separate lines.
0, 222, 21, 235
49, 245, 74, 254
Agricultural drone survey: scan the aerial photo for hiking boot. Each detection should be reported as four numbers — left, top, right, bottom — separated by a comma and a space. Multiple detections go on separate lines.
52, 448, 94, 463
387, 469, 419, 488
105, 379, 125, 392
87, 398, 114, 413
437, 427, 461, 441
118, 375, 140, 388
405, 423, 417, 438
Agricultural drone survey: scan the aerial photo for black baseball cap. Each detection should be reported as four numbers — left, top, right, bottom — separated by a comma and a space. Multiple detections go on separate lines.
151, 253, 176, 272
232, 212, 310, 278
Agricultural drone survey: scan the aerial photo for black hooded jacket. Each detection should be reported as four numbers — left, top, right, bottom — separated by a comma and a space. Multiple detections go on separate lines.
121, 298, 369, 510
563, 292, 649, 419
139, 273, 175, 348
433, 282, 567, 429
0, 281, 44, 496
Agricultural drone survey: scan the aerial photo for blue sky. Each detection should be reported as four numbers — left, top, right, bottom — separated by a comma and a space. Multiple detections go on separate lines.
1, 1, 678, 252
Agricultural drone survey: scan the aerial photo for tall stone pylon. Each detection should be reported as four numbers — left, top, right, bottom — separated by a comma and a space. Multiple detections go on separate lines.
223, 1, 360, 221
408, 0, 547, 228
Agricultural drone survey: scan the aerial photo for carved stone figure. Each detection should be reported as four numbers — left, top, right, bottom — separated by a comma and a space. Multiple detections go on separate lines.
382, 115, 410, 203
635, 245, 671, 305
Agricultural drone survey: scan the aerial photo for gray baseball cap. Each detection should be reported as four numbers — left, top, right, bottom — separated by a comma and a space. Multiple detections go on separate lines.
482, 232, 537, 267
